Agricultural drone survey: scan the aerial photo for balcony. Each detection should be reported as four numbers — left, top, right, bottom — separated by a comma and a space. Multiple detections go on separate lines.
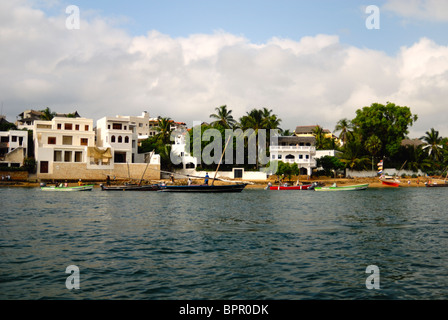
270, 146, 316, 152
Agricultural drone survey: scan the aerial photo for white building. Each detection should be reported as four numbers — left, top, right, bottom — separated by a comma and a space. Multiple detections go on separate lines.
269, 136, 317, 176
96, 116, 138, 164
170, 129, 197, 169
33, 117, 95, 175
0, 130, 29, 167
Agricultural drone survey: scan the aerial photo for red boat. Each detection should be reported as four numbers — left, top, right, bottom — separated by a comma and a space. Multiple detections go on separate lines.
268, 184, 313, 190
380, 176, 400, 187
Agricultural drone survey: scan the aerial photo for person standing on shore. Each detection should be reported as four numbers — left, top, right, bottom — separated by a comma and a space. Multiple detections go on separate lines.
204, 173, 209, 185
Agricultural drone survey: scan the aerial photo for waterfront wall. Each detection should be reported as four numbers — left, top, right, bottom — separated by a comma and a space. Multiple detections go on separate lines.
0, 171, 29, 181
37, 163, 161, 181
172, 168, 267, 181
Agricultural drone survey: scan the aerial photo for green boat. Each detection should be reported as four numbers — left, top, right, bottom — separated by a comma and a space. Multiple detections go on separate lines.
41, 185, 94, 192
314, 183, 369, 191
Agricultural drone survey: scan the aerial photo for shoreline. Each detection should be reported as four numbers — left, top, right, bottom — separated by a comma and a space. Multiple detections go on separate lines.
0, 177, 437, 189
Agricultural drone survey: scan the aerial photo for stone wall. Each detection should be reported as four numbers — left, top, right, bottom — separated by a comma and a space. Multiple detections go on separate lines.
0, 170, 29, 181
37, 163, 161, 181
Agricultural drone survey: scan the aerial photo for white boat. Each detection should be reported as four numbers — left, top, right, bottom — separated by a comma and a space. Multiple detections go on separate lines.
41, 185, 94, 192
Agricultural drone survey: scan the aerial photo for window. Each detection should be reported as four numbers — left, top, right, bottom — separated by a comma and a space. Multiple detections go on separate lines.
11, 136, 17, 142
118, 136, 123, 143
85, 125, 89, 131
306, 155, 310, 159
40, 161, 49, 173
125, 136, 130, 144
65, 123, 73, 130
54, 151, 62, 162
80, 138, 88, 146
48, 137, 57, 145
278, 155, 282, 159
299, 155, 303, 159
57, 124, 62, 130
64, 151, 72, 162
113, 123, 122, 130
62, 136, 73, 145
74, 151, 83, 163
111, 135, 116, 143
75, 124, 80, 131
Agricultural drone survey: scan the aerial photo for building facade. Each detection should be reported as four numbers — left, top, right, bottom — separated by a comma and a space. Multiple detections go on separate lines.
269, 136, 317, 176
33, 117, 95, 175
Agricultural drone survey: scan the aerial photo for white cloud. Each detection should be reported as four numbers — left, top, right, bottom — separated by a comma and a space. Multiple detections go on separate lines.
1, 0, 447, 138
383, 0, 448, 22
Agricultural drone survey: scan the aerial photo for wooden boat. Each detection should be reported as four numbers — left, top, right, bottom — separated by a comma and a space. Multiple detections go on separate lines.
267, 184, 313, 190
160, 183, 247, 193
100, 183, 161, 191
41, 185, 94, 192
425, 181, 448, 188
314, 183, 369, 191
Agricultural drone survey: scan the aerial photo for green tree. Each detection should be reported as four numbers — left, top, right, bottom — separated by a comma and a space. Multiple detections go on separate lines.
154, 117, 173, 145
351, 102, 418, 158
317, 156, 345, 177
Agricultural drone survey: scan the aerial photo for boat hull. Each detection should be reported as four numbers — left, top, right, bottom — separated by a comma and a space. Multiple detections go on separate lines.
426, 183, 448, 188
100, 184, 161, 191
41, 185, 94, 192
160, 183, 247, 193
314, 184, 369, 191
381, 180, 400, 187
268, 185, 312, 190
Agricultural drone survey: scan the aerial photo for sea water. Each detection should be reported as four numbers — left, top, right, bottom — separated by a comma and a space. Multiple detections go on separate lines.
1, 187, 447, 300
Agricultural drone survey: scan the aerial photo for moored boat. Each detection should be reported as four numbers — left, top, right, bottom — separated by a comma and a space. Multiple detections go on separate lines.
100, 183, 161, 191
380, 176, 400, 187
160, 183, 247, 193
267, 184, 313, 190
41, 185, 94, 192
314, 183, 369, 191
425, 181, 448, 188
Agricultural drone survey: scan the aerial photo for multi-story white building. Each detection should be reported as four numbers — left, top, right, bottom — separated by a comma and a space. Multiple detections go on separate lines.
0, 130, 29, 167
96, 115, 139, 164
269, 136, 317, 176
33, 117, 95, 175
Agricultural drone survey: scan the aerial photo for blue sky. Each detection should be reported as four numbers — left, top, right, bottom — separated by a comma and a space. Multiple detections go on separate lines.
43, 0, 446, 54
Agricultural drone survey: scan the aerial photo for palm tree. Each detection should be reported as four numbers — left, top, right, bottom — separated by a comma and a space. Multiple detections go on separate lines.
334, 118, 353, 146
420, 128, 443, 162
39, 107, 56, 121
312, 125, 326, 150
210, 105, 236, 129
155, 117, 173, 145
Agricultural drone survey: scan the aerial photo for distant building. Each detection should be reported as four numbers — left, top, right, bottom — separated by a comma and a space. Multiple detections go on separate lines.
16, 109, 81, 130
0, 130, 28, 167
269, 136, 317, 176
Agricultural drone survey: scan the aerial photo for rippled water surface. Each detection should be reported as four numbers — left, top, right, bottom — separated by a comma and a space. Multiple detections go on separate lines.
1, 187, 447, 300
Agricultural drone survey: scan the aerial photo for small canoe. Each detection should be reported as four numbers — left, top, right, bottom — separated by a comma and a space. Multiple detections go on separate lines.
425, 181, 448, 188
41, 185, 94, 192
160, 183, 247, 193
100, 184, 161, 191
314, 184, 369, 191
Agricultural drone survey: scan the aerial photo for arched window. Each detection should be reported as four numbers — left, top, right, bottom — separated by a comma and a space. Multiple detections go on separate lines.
285, 154, 295, 160
111, 135, 116, 143
125, 136, 130, 143
118, 136, 123, 143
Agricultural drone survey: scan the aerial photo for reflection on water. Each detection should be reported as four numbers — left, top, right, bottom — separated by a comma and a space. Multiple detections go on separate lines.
0, 187, 447, 299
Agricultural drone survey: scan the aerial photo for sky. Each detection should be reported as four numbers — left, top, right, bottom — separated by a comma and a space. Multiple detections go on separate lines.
1, 0, 448, 138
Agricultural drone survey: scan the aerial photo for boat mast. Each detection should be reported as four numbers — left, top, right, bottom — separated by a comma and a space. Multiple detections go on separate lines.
212, 136, 231, 186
